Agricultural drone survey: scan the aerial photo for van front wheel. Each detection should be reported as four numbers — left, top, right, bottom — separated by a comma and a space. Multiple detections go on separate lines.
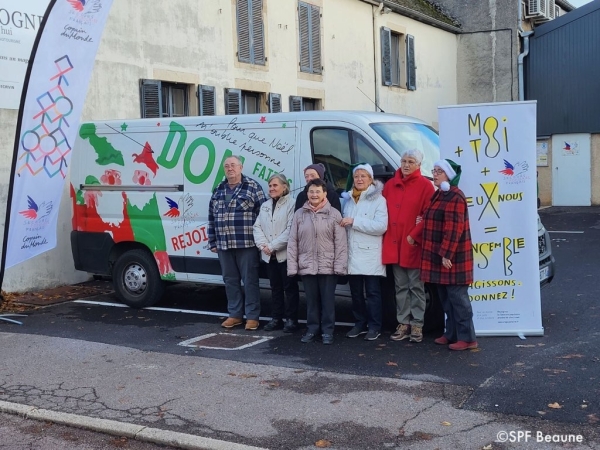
112, 249, 164, 308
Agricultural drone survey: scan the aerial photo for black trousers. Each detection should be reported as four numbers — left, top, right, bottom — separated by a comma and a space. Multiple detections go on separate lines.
302, 274, 337, 335
267, 259, 300, 321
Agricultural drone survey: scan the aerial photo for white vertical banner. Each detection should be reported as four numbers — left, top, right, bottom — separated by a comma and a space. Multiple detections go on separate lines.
0, 1, 50, 109
5, 0, 113, 268
438, 101, 543, 336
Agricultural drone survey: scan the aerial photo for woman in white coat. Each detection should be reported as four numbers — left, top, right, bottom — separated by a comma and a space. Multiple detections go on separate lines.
253, 174, 300, 333
340, 164, 388, 341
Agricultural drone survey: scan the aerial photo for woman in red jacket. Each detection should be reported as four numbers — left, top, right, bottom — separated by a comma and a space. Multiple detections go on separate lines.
382, 149, 434, 343
411, 159, 477, 351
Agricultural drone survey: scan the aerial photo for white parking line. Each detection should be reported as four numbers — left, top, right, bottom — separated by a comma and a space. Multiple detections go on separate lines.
178, 333, 274, 350
548, 231, 584, 234
72, 299, 355, 326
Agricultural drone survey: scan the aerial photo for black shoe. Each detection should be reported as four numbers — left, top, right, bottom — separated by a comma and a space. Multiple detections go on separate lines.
321, 334, 334, 345
283, 319, 299, 333
301, 332, 316, 343
263, 319, 284, 331
364, 330, 381, 341
345, 326, 368, 338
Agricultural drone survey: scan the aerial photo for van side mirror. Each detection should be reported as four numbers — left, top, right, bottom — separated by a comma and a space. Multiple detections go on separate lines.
372, 164, 394, 179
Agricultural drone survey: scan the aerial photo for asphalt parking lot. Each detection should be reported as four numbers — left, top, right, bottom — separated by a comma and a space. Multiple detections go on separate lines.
1, 206, 599, 450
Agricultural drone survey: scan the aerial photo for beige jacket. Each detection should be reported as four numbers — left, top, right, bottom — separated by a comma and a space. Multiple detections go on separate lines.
253, 193, 294, 263
287, 202, 348, 276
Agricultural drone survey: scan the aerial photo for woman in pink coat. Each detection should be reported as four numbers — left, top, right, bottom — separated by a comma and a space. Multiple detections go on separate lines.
382, 149, 434, 343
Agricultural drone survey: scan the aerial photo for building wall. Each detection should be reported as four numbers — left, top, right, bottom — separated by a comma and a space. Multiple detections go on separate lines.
537, 134, 600, 206
537, 138, 553, 206
0, 0, 457, 292
526, 3, 600, 135
591, 134, 600, 205
435, 0, 520, 104
525, 2, 600, 205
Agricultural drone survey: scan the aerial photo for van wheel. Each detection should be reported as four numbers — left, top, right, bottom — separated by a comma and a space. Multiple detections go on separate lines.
112, 249, 164, 308
423, 284, 444, 333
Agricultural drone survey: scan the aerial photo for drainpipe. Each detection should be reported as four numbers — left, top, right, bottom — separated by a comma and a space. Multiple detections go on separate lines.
372, 3, 384, 112
517, 0, 534, 101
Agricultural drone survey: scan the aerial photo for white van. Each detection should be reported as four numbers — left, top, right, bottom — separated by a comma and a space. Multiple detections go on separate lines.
70, 111, 552, 329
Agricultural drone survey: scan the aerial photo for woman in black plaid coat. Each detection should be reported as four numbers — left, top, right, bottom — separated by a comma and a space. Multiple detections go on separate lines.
410, 159, 477, 351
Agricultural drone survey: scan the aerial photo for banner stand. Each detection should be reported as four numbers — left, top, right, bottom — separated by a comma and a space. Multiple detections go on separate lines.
0, 0, 56, 309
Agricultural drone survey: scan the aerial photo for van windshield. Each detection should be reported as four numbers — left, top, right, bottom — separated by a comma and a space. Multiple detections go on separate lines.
370, 122, 440, 176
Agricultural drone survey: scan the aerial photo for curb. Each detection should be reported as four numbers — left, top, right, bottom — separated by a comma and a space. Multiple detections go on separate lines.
0, 400, 267, 450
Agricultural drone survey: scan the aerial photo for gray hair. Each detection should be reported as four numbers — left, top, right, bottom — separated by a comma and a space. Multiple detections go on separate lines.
224, 155, 243, 166
400, 148, 423, 165
268, 173, 290, 195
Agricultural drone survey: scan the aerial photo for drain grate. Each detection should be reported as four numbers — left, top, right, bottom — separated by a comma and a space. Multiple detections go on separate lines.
178, 333, 273, 350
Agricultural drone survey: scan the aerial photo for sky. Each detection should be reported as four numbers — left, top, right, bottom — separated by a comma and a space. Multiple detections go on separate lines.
568, 0, 593, 6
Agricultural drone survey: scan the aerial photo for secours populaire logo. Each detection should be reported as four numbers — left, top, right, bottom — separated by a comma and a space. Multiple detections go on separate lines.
67, 0, 102, 14
499, 159, 531, 185
163, 194, 199, 229
66, 0, 103, 26
19, 195, 53, 232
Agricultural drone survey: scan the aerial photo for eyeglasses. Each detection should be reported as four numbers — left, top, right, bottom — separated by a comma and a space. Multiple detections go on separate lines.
431, 169, 445, 175
224, 164, 239, 169
401, 160, 417, 166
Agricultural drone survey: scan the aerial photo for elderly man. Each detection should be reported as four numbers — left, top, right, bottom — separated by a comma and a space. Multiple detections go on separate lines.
382, 149, 434, 343
208, 155, 267, 330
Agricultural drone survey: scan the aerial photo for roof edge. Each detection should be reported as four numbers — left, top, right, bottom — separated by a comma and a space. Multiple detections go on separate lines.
359, 0, 462, 33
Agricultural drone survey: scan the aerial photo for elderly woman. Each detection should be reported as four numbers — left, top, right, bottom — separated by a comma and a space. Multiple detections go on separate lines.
295, 163, 342, 213
382, 149, 434, 343
288, 178, 347, 344
253, 174, 300, 333
340, 164, 388, 341
409, 159, 477, 350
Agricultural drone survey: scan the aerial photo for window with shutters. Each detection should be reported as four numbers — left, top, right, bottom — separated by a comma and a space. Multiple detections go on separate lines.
198, 85, 216, 116
289, 95, 320, 112
298, 2, 321, 74
140, 79, 190, 118
236, 0, 265, 65
381, 28, 415, 90
225, 88, 266, 114
268, 93, 282, 113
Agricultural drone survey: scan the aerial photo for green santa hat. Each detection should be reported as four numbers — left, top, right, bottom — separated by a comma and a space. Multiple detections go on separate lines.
434, 159, 461, 191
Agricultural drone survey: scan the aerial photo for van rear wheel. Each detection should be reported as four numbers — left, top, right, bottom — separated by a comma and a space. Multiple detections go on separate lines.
112, 249, 164, 308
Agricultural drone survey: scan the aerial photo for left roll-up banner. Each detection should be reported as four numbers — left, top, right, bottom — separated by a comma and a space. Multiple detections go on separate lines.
4, 0, 114, 269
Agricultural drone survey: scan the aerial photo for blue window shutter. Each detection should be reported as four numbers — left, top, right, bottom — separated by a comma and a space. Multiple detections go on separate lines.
380, 27, 392, 86
298, 3, 310, 72
289, 96, 302, 112
299, 3, 321, 74
269, 93, 282, 113
237, 0, 251, 63
225, 88, 242, 115
140, 79, 162, 118
198, 85, 216, 116
406, 34, 416, 91
310, 5, 321, 74
252, 0, 265, 65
